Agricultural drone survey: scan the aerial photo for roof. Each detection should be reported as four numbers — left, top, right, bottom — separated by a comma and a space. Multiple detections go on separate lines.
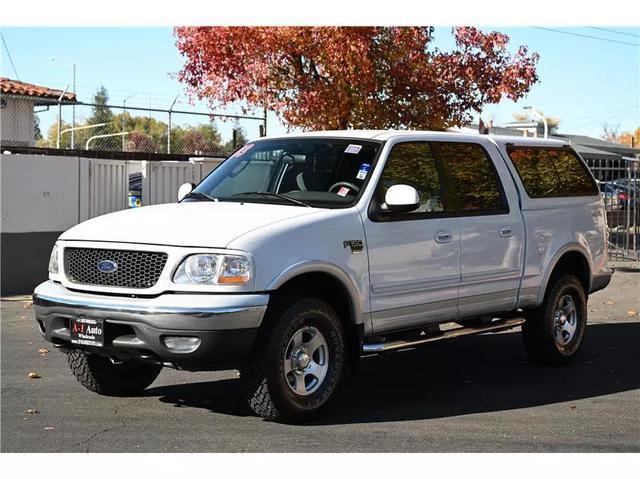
263, 129, 568, 147
0, 77, 77, 104
467, 123, 640, 159
571, 144, 622, 160
553, 134, 639, 157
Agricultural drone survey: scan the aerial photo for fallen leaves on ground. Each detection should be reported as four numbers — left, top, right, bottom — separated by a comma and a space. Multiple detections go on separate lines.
38, 348, 49, 355
627, 310, 638, 317
26, 409, 39, 415
23, 301, 32, 309
28, 372, 41, 379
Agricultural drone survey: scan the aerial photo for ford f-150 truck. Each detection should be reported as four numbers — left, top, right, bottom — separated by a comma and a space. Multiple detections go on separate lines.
33, 130, 613, 423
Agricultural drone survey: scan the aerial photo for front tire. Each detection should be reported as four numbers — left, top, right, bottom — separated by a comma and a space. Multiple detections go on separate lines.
240, 296, 345, 423
67, 350, 162, 396
522, 274, 587, 365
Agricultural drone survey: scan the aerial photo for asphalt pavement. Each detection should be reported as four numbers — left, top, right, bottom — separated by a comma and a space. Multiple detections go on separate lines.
2, 267, 639, 452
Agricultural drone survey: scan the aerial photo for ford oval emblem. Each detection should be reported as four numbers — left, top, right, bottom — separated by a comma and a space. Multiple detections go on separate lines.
97, 260, 118, 274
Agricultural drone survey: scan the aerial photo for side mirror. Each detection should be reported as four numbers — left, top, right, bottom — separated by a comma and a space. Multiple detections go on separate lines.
177, 183, 195, 202
383, 184, 420, 213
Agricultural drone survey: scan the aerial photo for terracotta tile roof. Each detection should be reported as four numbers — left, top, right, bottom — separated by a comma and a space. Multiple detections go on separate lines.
0, 77, 77, 103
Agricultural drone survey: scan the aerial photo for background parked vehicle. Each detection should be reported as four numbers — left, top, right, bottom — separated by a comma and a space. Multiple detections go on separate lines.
596, 180, 622, 210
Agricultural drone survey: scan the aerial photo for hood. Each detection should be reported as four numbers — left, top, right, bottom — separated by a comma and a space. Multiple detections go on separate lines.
60, 201, 322, 248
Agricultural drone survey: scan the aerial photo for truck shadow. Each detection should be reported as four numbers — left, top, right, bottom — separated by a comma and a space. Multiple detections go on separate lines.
145, 321, 640, 425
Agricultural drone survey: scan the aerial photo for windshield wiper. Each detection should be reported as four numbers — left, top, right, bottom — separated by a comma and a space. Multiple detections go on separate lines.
232, 191, 312, 208
182, 191, 219, 202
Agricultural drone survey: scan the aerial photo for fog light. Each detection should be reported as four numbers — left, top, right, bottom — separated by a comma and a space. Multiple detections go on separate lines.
162, 336, 201, 353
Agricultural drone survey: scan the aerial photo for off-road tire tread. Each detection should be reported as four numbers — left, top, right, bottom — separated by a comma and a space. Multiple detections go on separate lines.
523, 274, 587, 365
67, 350, 162, 396
240, 296, 344, 423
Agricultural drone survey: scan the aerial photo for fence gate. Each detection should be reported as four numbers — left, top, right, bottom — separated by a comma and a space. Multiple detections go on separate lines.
589, 156, 639, 261
141, 159, 223, 206
80, 158, 130, 221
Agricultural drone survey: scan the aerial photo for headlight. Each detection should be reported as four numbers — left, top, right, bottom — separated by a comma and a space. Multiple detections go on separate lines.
173, 254, 252, 285
174, 254, 218, 284
48, 244, 60, 274
218, 256, 251, 284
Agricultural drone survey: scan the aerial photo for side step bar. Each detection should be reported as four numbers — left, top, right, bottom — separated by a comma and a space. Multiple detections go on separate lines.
362, 318, 526, 354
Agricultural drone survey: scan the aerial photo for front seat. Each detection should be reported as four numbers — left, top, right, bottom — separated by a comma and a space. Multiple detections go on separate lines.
296, 145, 332, 191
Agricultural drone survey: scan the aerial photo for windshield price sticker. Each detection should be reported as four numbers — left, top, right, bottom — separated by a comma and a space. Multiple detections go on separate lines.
231, 143, 255, 158
344, 144, 362, 155
337, 186, 350, 197
356, 163, 370, 180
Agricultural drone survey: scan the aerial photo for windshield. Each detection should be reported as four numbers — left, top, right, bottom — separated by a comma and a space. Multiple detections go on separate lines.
189, 138, 382, 208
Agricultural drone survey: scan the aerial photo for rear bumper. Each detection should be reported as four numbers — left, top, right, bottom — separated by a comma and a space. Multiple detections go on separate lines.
590, 267, 614, 294
33, 280, 268, 370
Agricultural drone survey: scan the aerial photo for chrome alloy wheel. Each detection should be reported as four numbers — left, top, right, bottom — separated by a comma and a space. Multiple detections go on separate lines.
283, 326, 329, 396
553, 294, 578, 346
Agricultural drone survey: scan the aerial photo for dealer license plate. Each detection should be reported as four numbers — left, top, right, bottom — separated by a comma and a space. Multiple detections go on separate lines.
70, 317, 104, 347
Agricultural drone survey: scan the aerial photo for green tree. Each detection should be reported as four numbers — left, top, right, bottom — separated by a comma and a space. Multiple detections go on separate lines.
89, 85, 113, 125
78, 86, 118, 150
172, 121, 223, 155
34, 116, 43, 142
38, 120, 71, 148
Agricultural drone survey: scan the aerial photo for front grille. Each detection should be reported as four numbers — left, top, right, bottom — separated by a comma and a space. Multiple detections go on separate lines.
64, 247, 168, 289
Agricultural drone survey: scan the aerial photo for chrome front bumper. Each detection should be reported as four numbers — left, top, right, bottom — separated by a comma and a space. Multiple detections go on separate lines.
33, 281, 269, 369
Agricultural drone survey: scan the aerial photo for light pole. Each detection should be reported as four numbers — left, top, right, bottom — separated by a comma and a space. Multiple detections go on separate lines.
71, 63, 76, 148
60, 122, 111, 143
50, 58, 77, 147
167, 96, 178, 154
122, 93, 136, 151
56, 85, 70, 149
524, 106, 548, 139
86, 132, 130, 150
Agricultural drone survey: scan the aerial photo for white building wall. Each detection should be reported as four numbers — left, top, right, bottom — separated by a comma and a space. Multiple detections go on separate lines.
0, 97, 36, 146
1, 154, 81, 233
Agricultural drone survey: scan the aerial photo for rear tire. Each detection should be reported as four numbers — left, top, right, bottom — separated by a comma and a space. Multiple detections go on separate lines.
522, 274, 587, 365
240, 296, 345, 423
67, 350, 162, 396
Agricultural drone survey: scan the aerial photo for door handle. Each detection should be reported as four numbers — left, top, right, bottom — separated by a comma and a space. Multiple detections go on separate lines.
434, 230, 453, 244
499, 225, 513, 238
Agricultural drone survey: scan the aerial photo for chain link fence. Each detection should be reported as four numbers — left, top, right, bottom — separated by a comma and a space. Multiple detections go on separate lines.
1, 97, 267, 157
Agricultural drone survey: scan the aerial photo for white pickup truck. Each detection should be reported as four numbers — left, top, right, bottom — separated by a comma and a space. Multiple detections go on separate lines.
34, 130, 612, 423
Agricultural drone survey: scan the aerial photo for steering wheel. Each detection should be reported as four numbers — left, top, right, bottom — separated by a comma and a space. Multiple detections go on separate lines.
329, 181, 361, 194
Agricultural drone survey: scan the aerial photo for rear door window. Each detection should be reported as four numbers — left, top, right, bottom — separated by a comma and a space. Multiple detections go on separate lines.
506, 146, 598, 198
432, 142, 507, 213
374, 141, 508, 218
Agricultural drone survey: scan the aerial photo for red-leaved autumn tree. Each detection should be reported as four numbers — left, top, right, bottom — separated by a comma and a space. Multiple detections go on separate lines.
175, 27, 539, 131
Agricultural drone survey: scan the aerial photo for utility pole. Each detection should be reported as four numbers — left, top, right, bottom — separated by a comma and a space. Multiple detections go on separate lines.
71, 64, 76, 149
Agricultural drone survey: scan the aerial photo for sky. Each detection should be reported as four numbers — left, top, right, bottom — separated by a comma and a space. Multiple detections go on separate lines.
1, 26, 638, 143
